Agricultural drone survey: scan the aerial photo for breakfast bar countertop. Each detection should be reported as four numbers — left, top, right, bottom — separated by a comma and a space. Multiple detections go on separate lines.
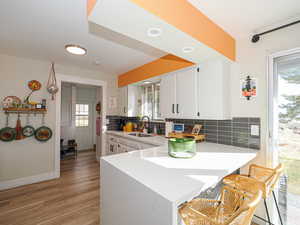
101, 142, 258, 204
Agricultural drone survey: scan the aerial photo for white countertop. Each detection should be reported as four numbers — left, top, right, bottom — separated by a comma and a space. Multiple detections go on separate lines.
106, 130, 167, 146
101, 142, 258, 204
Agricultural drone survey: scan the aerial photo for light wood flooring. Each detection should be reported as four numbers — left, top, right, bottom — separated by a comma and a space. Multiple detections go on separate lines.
0, 150, 258, 225
0, 150, 99, 225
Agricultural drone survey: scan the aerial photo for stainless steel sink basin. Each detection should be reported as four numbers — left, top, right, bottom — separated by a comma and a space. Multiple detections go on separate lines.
128, 133, 152, 137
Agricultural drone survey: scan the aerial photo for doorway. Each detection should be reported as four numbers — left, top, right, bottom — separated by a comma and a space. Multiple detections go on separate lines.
55, 74, 106, 177
269, 48, 300, 225
60, 83, 99, 160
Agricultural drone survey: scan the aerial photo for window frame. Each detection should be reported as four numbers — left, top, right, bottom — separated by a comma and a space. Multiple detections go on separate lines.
141, 81, 162, 121
75, 103, 89, 127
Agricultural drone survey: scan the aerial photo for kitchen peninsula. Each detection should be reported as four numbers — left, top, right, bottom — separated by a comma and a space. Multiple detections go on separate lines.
100, 142, 257, 225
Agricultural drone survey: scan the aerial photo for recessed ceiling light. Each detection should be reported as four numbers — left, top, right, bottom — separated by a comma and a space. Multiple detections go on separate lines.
65, 44, 87, 56
143, 81, 152, 84
147, 28, 162, 37
182, 46, 194, 53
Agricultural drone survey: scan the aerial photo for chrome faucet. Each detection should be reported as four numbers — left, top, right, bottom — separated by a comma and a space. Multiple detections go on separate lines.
140, 115, 151, 133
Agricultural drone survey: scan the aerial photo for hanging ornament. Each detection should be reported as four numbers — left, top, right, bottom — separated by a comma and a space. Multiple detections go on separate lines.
47, 62, 59, 100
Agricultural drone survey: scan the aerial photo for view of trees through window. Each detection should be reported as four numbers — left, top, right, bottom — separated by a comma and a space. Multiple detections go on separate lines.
277, 57, 300, 225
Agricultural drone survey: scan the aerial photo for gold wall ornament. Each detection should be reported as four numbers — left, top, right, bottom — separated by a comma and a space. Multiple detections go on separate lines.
47, 62, 59, 100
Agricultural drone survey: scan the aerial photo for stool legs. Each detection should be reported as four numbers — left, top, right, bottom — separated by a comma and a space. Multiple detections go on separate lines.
272, 190, 284, 225
264, 199, 272, 225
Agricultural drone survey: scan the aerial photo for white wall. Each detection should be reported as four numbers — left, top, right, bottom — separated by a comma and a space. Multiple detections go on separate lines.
0, 53, 118, 183
231, 23, 300, 168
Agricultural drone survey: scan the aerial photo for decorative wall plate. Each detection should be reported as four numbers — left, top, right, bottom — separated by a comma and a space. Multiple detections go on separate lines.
28, 80, 42, 91
0, 127, 16, 142
22, 125, 35, 137
2, 96, 21, 108
35, 126, 52, 142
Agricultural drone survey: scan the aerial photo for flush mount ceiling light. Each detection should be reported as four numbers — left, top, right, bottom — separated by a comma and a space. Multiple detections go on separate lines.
182, 46, 194, 53
65, 44, 87, 56
147, 28, 162, 37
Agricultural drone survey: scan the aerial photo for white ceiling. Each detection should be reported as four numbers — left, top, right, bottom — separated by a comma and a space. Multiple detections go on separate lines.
89, 0, 229, 64
0, 0, 165, 75
188, 0, 300, 38
0, 0, 299, 75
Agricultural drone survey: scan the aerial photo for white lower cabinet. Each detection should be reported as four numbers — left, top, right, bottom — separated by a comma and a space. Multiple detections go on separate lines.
106, 134, 156, 155
106, 141, 118, 155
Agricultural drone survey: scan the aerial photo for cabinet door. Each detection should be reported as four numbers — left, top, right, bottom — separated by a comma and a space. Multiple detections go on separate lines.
160, 74, 176, 118
107, 141, 117, 155
127, 85, 139, 117
119, 86, 128, 116
176, 67, 198, 119
117, 143, 129, 153
197, 60, 230, 120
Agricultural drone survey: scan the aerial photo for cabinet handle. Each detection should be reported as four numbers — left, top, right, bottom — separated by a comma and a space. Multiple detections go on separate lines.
176, 104, 179, 114
197, 112, 200, 117
124, 107, 126, 113
172, 104, 175, 114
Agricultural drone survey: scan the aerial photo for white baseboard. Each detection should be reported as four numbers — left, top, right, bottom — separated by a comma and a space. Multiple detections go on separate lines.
0, 172, 59, 191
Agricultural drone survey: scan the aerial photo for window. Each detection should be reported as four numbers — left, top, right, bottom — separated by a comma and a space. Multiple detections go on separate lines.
75, 104, 89, 127
141, 82, 161, 120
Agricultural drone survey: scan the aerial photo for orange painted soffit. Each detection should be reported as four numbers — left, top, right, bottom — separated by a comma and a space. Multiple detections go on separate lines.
87, 0, 97, 16
118, 54, 195, 87
130, 0, 236, 61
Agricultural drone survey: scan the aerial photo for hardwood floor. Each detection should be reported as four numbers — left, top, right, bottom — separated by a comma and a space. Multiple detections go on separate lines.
0, 150, 99, 225
0, 150, 258, 225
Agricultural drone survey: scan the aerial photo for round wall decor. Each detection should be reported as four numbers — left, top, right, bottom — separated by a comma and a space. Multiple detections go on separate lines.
34, 126, 52, 142
0, 127, 16, 142
22, 125, 35, 137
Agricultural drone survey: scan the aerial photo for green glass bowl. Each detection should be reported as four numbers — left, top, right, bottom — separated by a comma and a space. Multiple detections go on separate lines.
168, 138, 196, 158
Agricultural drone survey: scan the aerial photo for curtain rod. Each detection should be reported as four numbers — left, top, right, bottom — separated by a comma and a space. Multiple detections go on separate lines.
252, 20, 300, 43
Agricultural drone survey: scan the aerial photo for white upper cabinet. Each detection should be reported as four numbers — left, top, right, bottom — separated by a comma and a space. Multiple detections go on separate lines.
160, 60, 231, 120
176, 68, 198, 119
160, 66, 198, 119
119, 86, 128, 116
119, 85, 140, 117
197, 60, 230, 120
160, 73, 176, 118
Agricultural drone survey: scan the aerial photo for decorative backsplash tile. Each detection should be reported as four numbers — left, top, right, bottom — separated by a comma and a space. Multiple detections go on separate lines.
106, 116, 261, 150
166, 117, 260, 150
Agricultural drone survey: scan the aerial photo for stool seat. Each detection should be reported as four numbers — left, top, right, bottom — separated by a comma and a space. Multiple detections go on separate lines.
223, 164, 284, 225
179, 183, 262, 225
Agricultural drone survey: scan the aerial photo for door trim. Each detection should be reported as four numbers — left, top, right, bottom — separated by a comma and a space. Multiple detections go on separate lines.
267, 47, 300, 166
55, 74, 107, 177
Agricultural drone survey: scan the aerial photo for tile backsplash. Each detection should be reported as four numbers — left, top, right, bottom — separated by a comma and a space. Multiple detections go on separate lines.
166, 117, 260, 150
106, 116, 260, 150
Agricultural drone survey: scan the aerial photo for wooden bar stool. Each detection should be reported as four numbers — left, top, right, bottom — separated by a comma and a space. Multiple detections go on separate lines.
223, 164, 284, 225
179, 180, 263, 225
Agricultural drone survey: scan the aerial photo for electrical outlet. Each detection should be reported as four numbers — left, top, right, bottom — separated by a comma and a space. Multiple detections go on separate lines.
250, 125, 259, 136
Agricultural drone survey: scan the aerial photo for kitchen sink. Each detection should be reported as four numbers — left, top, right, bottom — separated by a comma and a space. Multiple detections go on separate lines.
128, 133, 152, 137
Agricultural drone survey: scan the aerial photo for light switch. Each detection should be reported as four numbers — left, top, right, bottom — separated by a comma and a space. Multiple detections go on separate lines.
250, 125, 259, 136
106, 119, 110, 125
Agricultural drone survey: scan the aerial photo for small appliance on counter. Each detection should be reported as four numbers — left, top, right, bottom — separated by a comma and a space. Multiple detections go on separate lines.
165, 121, 173, 137
173, 123, 184, 133
168, 138, 196, 158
